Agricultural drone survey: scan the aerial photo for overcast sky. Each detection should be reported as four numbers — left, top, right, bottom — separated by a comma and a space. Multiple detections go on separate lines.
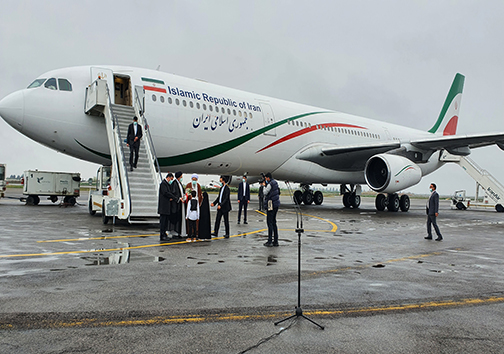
1, 0, 504, 195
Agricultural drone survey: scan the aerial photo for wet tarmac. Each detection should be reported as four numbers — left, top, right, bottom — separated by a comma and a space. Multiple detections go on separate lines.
1, 189, 504, 353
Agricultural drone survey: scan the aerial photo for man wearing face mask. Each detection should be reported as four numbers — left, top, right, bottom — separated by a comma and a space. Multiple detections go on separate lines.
185, 174, 203, 236
425, 183, 443, 241
126, 116, 143, 172
158, 173, 175, 242
237, 175, 250, 224
211, 175, 232, 238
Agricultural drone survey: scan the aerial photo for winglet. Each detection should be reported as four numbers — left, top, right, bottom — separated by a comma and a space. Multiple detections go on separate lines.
428, 73, 465, 135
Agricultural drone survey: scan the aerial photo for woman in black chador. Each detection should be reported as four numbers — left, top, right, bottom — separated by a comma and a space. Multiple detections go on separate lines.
198, 192, 212, 240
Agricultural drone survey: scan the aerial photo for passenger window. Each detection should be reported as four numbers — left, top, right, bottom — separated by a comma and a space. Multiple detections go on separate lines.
196, 102, 200, 109
209, 105, 213, 111
175, 98, 179, 105
44, 78, 57, 90
152, 94, 157, 102
27, 78, 46, 89
58, 78, 72, 91
203, 104, 207, 110
160, 96, 165, 103
168, 97, 172, 104
215, 106, 219, 113
183, 100, 187, 107
189, 101, 194, 108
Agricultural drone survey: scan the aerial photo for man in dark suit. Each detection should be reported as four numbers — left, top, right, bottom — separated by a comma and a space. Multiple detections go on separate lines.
425, 183, 443, 241
158, 173, 175, 242
211, 175, 232, 238
126, 116, 143, 171
237, 175, 250, 224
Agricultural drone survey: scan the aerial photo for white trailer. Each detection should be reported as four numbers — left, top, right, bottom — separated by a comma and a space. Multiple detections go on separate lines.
0, 164, 6, 198
22, 170, 81, 205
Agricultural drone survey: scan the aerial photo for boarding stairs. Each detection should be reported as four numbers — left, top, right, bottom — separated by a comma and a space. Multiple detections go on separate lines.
440, 151, 504, 212
85, 79, 162, 223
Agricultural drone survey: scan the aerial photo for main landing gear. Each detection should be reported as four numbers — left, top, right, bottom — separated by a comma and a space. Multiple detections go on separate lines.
341, 184, 361, 209
375, 193, 410, 212
293, 184, 324, 206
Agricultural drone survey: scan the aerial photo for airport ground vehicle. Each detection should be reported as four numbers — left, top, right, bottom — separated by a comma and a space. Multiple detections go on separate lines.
0, 164, 6, 198
87, 166, 112, 220
22, 170, 81, 205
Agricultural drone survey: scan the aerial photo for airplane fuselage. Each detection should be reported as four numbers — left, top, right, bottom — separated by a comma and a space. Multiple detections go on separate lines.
0, 65, 443, 186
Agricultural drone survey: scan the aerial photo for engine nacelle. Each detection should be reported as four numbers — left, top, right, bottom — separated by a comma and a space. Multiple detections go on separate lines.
365, 154, 422, 193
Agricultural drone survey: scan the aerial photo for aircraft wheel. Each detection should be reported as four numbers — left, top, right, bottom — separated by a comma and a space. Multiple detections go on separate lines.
102, 200, 110, 225
293, 190, 303, 205
314, 191, 323, 205
343, 192, 351, 208
387, 194, 400, 212
399, 195, 410, 212
351, 193, 361, 208
302, 191, 313, 205
375, 194, 386, 211
456, 202, 467, 210
495, 204, 504, 213
89, 199, 96, 215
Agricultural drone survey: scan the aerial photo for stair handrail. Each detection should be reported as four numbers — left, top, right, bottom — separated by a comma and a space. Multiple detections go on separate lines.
134, 86, 163, 184
103, 81, 131, 217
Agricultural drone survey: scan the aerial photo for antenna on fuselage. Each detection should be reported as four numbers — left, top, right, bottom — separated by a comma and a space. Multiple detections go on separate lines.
156, 65, 161, 71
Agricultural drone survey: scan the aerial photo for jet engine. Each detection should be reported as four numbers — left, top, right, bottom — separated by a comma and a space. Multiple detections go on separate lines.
364, 154, 422, 193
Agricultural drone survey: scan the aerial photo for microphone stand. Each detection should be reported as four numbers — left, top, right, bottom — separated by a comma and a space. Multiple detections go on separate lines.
274, 182, 324, 330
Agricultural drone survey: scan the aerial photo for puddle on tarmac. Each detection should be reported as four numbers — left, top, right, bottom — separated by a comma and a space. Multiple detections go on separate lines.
81, 242, 166, 266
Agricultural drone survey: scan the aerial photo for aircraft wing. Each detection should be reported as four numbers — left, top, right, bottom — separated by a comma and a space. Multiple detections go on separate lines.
296, 142, 400, 171
410, 132, 504, 155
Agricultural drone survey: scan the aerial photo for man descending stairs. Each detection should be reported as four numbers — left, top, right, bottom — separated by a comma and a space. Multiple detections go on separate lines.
111, 104, 160, 222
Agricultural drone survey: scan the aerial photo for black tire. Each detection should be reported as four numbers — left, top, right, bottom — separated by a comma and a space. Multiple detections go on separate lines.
496, 204, 504, 213
351, 193, 361, 208
302, 191, 313, 205
387, 194, 400, 212
343, 192, 351, 208
375, 194, 386, 211
456, 201, 466, 210
33, 195, 40, 205
399, 194, 410, 212
314, 191, 323, 205
102, 200, 110, 224
50, 196, 58, 203
68, 197, 76, 206
26, 195, 35, 206
89, 199, 96, 215
293, 190, 303, 205
63, 196, 70, 204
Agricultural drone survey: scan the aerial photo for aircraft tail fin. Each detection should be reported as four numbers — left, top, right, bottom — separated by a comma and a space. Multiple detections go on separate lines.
428, 73, 465, 135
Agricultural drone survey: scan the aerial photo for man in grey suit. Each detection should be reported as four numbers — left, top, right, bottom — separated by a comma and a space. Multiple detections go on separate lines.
425, 183, 443, 241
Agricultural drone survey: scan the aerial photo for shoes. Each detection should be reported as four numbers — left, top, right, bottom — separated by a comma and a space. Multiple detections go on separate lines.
172, 235, 182, 239
424, 236, 432, 240
264, 242, 273, 247
211, 232, 217, 237
244, 221, 248, 224
435, 237, 443, 241
224, 235, 230, 239
237, 221, 240, 224
186, 238, 192, 242
272, 243, 279, 247
160, 237, 171, 242
130, 166, 133, 172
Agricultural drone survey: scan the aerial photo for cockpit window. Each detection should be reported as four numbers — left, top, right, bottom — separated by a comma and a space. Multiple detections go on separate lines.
27, 78, 47, 89
58, 78, 72, 91
44, 78, 57, 90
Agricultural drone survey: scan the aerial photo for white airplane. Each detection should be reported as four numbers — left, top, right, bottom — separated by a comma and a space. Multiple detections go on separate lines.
1, 65, 503, 212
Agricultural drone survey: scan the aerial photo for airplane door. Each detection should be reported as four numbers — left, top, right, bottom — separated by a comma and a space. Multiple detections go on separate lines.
260, 103, 276, 136
134, 85, 145, 113
91, 67, 114, 99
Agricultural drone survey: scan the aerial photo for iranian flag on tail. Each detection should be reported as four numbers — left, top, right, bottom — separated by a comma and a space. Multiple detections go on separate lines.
429, 73, 465, 136
141, 77, 167, 93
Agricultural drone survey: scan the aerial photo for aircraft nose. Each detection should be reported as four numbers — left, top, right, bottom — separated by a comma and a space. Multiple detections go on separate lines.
0, 90, 25, 131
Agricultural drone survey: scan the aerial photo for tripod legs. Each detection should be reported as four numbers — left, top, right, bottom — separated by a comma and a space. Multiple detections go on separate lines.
275, 307, 324, 330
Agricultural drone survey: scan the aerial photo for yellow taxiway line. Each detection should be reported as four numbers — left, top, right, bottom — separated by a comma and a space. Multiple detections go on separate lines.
2, 296, 503, 330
